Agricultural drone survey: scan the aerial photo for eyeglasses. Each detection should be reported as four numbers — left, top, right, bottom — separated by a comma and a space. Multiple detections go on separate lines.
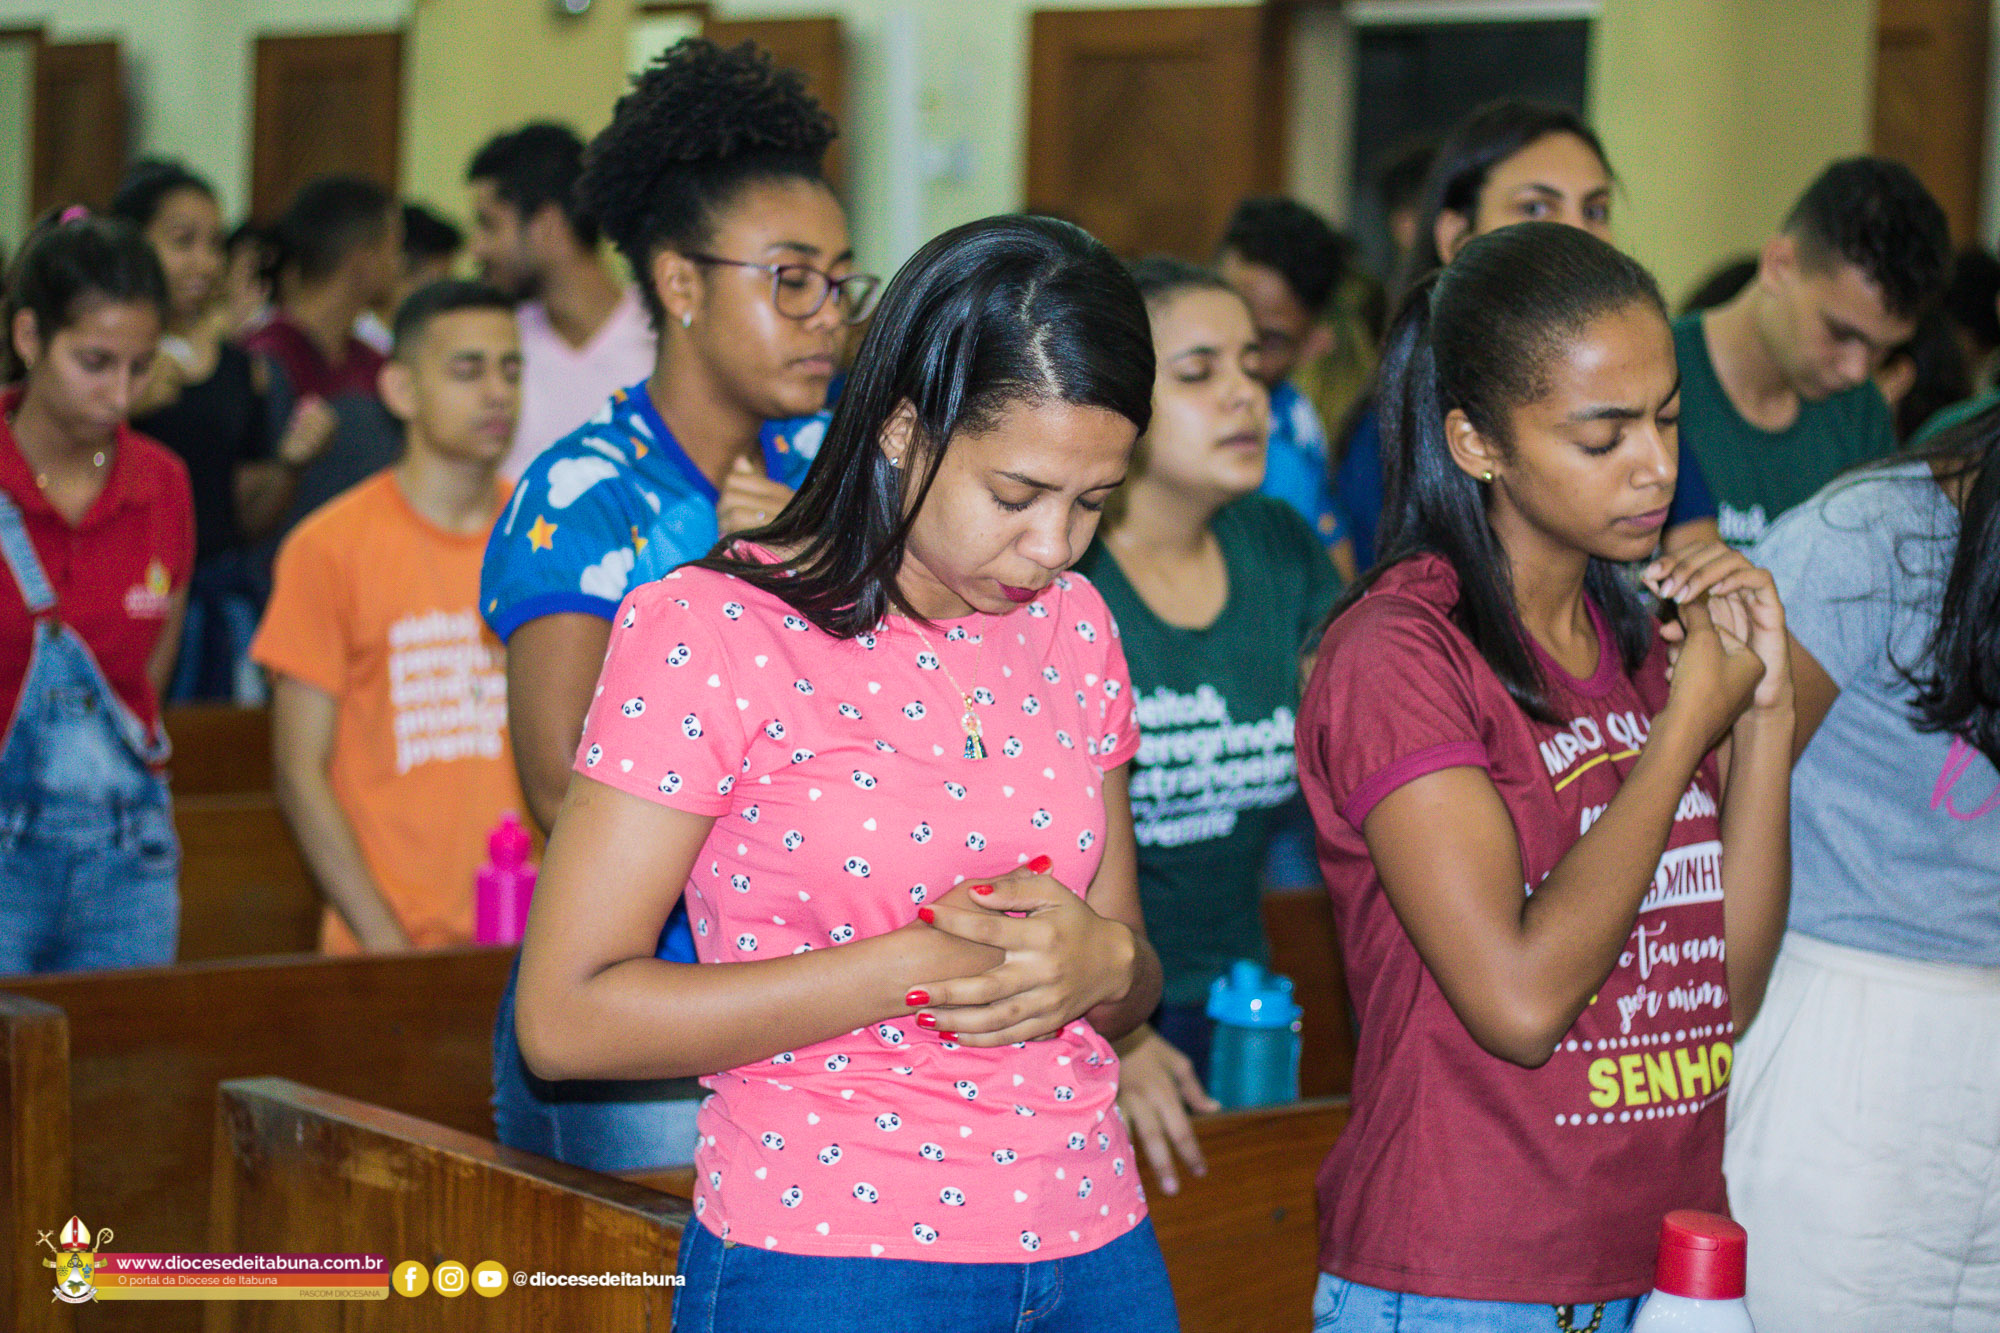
686, 254, 882, 325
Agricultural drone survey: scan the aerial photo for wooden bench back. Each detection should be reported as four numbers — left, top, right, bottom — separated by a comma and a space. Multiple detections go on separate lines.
0, 995, 74, 1333
163, 706, 322, 961
163, 705, 274, 797
1142, 1096, 1349, 1332
0, 947, 513, 1333
1262, 889, 1355, 1098
207, 1078, 688, 1331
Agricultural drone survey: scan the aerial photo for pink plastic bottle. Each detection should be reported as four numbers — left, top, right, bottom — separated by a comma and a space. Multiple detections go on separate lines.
475, 814, 537, 945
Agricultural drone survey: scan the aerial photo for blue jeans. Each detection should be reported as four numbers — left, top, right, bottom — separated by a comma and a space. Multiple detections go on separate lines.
0, 792, 179, 974
490, 954, 703, 1171
674, 1215, 1179, 1333
1261, 791, 1323, 890
1312, 1274, 1643, 1332
1153, 1002, 1215, 1085
170, 552, 266, 704
0, 489, 180, 977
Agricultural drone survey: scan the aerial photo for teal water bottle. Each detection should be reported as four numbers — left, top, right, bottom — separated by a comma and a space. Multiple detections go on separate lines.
1205, 960, 1303, 1109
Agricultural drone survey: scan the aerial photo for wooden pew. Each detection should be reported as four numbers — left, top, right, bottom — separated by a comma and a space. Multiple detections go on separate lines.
1262, 888, 1355, 1097
162, 704, 275, 797
0, 995, 74, 1333
1141, 1097, 1349, 1333
207, 1078, 688, 1331
1, 947, 514, 1333
162, 705, 320, 960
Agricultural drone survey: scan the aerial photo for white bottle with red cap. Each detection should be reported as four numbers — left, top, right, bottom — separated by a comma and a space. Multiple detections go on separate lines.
1631, 1210, 1754, 1331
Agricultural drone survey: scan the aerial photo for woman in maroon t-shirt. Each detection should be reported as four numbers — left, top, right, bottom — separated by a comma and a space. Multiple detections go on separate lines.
1296, 223, 1794, 1329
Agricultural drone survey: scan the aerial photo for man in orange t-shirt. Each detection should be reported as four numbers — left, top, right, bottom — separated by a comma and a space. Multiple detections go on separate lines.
253, 281, 526, 952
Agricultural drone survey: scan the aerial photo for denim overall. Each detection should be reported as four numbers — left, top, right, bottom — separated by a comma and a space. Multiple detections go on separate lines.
0, 491, 179, 973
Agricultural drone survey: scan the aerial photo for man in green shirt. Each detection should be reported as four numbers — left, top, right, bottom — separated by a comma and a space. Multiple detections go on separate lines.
1677, 158, 1949, 546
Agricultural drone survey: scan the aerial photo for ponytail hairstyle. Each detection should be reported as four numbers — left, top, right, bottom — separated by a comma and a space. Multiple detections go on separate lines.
3, 207, 168, 382
1889, 408, 2000, 766
1403, 99, 1611, 296
1328, 221, 1662, 724
695, 214, 1155, 637
577, 37, 836, 332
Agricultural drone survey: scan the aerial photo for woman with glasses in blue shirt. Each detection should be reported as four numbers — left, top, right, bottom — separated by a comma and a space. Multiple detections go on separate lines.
482, 37, 879, 1176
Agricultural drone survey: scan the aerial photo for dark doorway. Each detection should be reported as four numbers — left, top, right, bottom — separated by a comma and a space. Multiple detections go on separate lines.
1348, 19, 1591, 278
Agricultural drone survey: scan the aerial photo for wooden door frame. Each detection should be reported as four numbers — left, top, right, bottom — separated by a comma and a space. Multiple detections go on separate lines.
27, 34, 126, 218
1025, 5, 1292, 257
250, 29, 404, 222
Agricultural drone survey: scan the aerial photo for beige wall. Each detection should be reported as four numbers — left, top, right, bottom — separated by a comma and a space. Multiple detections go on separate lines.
1590, 0, 1875, 303
0, 0, 1892, 296
399, 0, 1879, 288
0, 0, 412, 221
402, 0, 1267, 276
0, 36, 32, 251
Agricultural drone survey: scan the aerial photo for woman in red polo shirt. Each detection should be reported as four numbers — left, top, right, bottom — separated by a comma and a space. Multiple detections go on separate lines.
0, 210, 194, 973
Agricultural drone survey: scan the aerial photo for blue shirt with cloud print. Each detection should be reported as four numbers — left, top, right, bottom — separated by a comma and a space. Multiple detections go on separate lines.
1260, 379, 1350, 550
481, 378, 827, 962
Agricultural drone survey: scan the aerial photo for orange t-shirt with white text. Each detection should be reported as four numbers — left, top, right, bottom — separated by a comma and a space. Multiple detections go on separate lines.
252, 470, 525, 952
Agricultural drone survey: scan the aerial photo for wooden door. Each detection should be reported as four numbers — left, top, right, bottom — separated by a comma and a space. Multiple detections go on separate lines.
251, 31, 403, 221
32, 39, 125, 216
1874, 0, 1989, 244
1027, 6, 1288, 260
704, 16, 848, 195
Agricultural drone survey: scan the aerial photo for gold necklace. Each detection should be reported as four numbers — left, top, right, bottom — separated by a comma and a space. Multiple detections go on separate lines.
6, 413, 107, 490
907, 619, 987, 760
35, 450, 107, 491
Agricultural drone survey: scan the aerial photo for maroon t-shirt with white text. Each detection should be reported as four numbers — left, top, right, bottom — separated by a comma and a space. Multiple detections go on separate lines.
1296, 554, 1731, 1303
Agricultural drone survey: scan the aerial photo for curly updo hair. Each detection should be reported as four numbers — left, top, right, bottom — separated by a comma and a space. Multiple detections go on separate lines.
578, 37, 838, 329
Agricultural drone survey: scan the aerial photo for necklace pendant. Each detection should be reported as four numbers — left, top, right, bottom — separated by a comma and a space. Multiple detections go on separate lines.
963, 731, 987, 761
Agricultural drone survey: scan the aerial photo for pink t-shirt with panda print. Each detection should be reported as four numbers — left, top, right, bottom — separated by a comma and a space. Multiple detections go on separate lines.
574, 556, 1147, 1263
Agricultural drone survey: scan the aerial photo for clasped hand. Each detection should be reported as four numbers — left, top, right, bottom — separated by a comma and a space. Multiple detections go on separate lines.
1644, 542, 1792, 747
904, 861, 1137, 1047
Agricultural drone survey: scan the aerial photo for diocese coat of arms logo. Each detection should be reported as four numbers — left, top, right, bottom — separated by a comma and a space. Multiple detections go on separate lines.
40, 1214, 113, 1304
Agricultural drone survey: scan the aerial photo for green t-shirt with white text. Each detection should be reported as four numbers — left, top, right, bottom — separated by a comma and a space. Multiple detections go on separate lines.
1674, 312, 1895, 546
1073, 495, 1338, 1006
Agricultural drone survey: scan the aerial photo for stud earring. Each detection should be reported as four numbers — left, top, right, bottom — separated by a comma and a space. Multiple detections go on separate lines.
680, 312, 693, 329
1481, 470, 1494, 483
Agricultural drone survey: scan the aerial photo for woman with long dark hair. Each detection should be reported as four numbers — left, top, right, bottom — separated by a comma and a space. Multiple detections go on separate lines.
1337, 100, 1721, 564
1298, 222, 1794, 1329
112, 159, 334, 701
515, 214, 1178, 1331
0, 210, 194, 972
1725, 411, 2000, 1330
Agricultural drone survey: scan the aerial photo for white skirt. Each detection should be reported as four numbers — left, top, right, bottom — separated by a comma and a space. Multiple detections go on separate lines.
1724, 931, 2000, 1333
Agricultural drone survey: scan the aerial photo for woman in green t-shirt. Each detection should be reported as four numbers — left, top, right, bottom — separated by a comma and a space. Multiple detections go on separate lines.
1075, 259, 1339, 1193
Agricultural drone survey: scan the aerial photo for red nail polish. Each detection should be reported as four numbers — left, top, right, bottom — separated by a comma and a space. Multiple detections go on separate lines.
938, 1031, 957, 1041
915, 1011, 937, 1029
905, 989, 929, 1007
971, 884, 993, 896
917, 906, 935, 924
1028, 855, 1053, 874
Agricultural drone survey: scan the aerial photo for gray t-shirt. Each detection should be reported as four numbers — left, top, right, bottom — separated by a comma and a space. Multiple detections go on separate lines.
1753, 461, 2000, 965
